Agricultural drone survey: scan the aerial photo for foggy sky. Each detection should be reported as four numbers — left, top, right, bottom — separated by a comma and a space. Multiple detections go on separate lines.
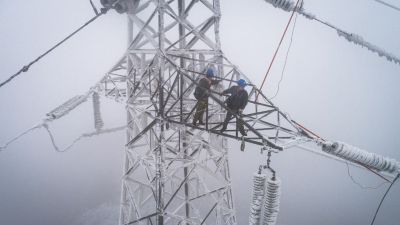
1, 0, 400, 225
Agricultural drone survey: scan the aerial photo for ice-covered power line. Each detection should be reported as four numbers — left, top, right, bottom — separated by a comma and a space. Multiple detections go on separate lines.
0, 89, 124, 153
374, 0, 400, 12
263, 0, 400, 65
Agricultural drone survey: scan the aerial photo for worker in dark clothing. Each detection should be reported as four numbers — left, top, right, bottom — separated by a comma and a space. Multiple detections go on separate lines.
219, 79, 249, 136
192, 68, 220, 126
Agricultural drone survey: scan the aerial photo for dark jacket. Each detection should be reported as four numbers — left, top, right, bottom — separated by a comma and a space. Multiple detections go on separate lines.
222, 86, 248, 110
194, 77, 219, 100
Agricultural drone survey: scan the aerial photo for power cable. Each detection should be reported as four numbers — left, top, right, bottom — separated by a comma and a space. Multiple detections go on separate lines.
345, 162, 389, 190
270, 10, 299, 100
0, 7, 110, 89
374, 0, 400, 12
370, 173, 400, 225
257, 0, 302, 98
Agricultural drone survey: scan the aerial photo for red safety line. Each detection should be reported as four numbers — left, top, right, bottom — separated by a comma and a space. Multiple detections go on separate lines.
258, 0, 302, 95
255, 0, 391, 183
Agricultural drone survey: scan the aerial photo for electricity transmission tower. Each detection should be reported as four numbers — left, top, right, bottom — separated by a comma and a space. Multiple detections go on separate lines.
92, 0, 399, 225
1, 1, 399, 225
100, 1, 238, 224
97, 0, 307, 224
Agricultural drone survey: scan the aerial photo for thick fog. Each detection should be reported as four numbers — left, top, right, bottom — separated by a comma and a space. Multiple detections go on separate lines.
0, 0, 399, 225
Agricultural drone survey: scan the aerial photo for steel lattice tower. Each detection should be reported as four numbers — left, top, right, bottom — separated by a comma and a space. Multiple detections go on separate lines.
98, 1, 314, 224
100, 1, 237, 224
2, 1, 398, 224
97, 0, 400, 224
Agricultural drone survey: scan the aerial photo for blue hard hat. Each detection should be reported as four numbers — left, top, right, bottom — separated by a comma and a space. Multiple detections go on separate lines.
237, 79, 246, 87
206, 68, 214, 77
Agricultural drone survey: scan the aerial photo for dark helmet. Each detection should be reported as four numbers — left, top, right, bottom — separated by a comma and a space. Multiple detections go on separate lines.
237, 79, 246, 87
206, 68, 214, 78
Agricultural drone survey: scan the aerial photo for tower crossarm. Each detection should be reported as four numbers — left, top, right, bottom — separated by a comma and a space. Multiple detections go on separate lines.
109, 51, 316, 152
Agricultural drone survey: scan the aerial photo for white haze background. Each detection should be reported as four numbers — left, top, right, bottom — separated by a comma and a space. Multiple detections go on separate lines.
0, 0, 399, 225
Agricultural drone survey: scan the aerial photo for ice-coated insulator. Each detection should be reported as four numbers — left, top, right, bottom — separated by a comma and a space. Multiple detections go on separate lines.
323, 142, 400, 174
249, 173, 267, 225
262, 177, 281, 225
46, 95, 87, 119
263, 0, 303, 12
92, 92, 104, 131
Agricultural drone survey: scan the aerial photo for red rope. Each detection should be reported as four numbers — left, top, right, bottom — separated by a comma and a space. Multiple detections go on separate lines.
258, 0, 302, 94
256, 0, 326, 141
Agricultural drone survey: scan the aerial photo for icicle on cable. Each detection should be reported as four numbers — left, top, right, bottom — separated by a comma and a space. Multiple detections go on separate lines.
262, 0, 400, 65
46, 95, 88, 120
92, 92, 104, 131
249, 173, 267, 225
261, 176, 281, 225
322, 142, 400, 174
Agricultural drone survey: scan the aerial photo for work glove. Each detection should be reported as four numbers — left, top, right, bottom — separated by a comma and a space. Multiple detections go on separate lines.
238, 109, 244, 115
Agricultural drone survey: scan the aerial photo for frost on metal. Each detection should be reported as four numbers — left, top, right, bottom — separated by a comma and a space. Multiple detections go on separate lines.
336, 31, 400, 65
261, 177, 281, 225
322, 142, 400, 174
46, 95, 87, 119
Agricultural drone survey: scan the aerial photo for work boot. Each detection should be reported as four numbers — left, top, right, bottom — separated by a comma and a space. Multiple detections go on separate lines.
192, 119, 197, 126
198, 120, 205, 125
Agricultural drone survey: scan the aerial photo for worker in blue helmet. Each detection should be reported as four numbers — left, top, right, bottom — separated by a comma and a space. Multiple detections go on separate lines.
219, 79, 249, 136
192, 68, 221, 126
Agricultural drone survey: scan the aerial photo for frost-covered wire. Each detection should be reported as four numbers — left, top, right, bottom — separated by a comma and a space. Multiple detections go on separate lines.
92, 92, 104, 131
249, 173, 267, 225
1, 93, 91, 152
335, 30, 400, 65
301, 11, 400, 65
0, 123, 44, 151
43, 123, 126, 152
262, 0, 400, 65
262, 176, 281, 225
374, 0, 400, 12
323, 142, 400, 174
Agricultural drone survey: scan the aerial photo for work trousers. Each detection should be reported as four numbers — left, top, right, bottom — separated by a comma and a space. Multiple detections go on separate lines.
221, 110, 246, 135
193, 100, 208, 124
